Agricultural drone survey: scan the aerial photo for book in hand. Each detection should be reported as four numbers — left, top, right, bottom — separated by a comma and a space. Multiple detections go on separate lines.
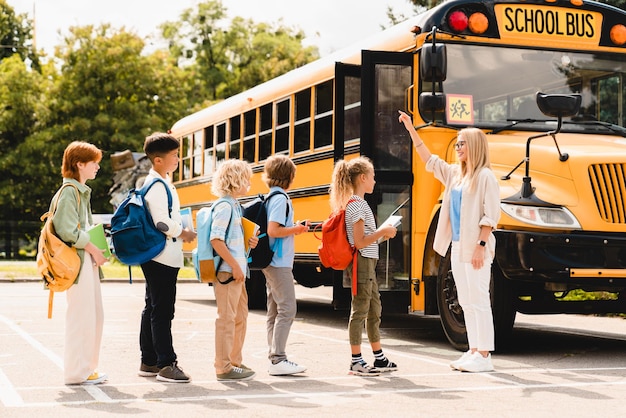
377, 215, 402, 244
180, 207, 194, 232
88, 223, 111, 258
241, 217, 260, 255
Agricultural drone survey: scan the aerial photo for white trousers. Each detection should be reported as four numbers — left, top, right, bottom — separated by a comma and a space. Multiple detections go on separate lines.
64, 253, 104, 384
451, 242, 494, 352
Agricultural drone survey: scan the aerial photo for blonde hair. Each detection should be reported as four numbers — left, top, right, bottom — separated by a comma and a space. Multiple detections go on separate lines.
262, 155, 295, 189
457, 128, 491, 192
329, 156, 374, 212
211, 159, 252, 197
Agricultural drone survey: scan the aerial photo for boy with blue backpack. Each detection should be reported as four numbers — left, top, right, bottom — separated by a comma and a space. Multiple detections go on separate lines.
261, 155, 308, 376
136, 133, 196, 383
209, 160, 259, 381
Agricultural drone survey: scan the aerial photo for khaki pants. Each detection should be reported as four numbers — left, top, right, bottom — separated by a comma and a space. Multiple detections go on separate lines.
213, 272, 248, 374
348, 255, 381, 346
64, 253, 104, 384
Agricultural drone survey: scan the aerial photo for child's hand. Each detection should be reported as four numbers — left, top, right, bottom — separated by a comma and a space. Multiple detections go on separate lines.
248, 234, 259, 250
232, 265, 245, 282
294, 220, 309, 235
382, 225, 397, 240
180, 228, 197, 243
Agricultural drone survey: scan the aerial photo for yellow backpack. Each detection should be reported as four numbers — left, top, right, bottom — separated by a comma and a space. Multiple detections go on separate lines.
36, 184, 82, 318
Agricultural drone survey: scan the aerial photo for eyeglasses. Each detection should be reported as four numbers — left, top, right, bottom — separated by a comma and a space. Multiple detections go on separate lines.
454, 141, 466, 150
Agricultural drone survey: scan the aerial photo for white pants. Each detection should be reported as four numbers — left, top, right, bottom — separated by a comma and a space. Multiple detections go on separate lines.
64, 253, 104, 384
451, 242, 494, 352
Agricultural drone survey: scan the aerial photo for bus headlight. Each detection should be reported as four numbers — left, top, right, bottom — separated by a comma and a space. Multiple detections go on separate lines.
501, 203, 581, 229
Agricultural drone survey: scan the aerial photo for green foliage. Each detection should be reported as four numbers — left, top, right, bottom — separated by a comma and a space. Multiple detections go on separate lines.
160, 0, 318, 106
0, 0, 40, 69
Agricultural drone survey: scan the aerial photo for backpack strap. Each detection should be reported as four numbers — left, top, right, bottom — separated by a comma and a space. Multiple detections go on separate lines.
211, 198, 235, 273
345, 198, 358, 296
264, 190, 289, 258
140, 178, 173, 217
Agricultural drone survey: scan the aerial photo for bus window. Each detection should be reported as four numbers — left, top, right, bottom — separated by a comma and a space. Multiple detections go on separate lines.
181, 134, 192, 180
243, 110, 256, 163
193, 130, 202, 177
229, 115, 241, 160
344, 75, 361, 143
314, 80, 333, 148
275, 98, 290, 154
294, 89, 311, 153
203, 126, 214, 175
259, 103, 273, 161
216, 123, 226, 164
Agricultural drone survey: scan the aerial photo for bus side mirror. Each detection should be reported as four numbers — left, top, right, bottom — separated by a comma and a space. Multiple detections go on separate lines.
536, 92, 581, 118
419, 92, 446, 112
420, 44, 447, 82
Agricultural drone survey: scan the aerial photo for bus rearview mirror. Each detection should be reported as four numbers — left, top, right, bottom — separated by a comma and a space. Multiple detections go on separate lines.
420, 44, 447, 82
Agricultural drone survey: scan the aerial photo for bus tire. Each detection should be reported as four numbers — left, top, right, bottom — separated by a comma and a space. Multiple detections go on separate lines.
437, 249, 517, 352
436, 248, 469, 351
246, 270, 267, 310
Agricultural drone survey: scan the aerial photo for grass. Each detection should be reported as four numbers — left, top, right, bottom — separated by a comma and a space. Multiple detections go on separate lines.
0, 260, 196, 280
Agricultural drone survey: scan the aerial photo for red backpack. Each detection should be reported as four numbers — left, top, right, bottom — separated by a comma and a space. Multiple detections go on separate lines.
315, 199, 358, 294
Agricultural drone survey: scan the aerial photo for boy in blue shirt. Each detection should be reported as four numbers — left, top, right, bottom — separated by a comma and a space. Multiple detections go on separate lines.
262, 155, 308, 376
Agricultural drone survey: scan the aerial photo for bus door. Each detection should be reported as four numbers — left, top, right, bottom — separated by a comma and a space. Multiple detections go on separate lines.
361, 50, 413, 311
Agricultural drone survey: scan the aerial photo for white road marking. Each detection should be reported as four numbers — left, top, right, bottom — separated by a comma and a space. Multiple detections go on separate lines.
0, 368, 23, 407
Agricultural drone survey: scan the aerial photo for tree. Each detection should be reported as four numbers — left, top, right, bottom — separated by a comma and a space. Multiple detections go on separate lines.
0, 0, 40, 69
160, 0, 318, 108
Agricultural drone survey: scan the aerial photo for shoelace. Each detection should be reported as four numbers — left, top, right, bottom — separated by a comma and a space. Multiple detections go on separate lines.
232, 366, 245, 373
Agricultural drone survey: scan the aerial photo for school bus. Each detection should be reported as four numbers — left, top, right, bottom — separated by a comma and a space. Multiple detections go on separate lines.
170, 0, 626, 350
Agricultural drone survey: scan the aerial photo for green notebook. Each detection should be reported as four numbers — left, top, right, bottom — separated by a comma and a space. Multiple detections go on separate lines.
88, 223, 111, 258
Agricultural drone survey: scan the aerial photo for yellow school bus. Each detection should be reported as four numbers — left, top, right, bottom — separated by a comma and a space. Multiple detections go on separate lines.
170, 0, 626, 349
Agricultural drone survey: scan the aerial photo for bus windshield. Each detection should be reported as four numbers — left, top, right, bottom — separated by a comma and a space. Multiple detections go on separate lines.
424, 43, 626, 134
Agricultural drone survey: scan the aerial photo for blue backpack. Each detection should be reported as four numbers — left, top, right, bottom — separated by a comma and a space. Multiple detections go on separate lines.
110, 178, 172, 265
192, 198, 233, 282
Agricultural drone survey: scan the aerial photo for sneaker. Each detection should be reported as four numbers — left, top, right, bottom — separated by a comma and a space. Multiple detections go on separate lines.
268, 360, 307, 376
458, 352, 494, 373
373, 358, 398, 372
138, 363, 161, 377
235, 364, 252, 371
82, 372, 108, 385
349, 361, 380, 376
449, 351, 472, 370
217, 366, 256, 381
156, 361, 191, 383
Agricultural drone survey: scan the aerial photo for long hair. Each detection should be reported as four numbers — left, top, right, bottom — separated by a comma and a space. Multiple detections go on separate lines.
457, 128, 490, 192
61, 141, 102, 180
329, 156, 374, 212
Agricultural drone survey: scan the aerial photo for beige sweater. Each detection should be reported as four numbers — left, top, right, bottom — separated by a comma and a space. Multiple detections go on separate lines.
425, 155, 500, 262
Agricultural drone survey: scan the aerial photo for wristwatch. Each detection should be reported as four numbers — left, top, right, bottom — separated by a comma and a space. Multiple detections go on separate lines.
477, 240, 486, 247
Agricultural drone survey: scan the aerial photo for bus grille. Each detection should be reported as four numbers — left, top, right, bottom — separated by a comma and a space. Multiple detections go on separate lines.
589, 163, 626, 223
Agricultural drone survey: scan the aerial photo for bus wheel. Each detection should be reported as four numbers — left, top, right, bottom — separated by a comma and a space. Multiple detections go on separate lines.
436, 249, 469, 351
246, 270, 267, 310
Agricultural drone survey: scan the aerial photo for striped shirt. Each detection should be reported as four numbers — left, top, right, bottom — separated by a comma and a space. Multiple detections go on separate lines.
209, 196, 248, 276
344, 195, 378, 259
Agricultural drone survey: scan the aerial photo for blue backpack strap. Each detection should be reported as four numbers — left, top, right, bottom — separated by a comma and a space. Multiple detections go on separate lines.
265, 190, 289, 258
211, 198, 235, 272
141, 178, 173, 217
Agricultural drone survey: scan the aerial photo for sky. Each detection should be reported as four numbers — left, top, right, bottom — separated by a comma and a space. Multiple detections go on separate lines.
8, 0, 417, 57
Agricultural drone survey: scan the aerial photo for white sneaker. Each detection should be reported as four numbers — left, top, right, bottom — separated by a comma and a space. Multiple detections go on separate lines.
449, 351, 472, 370
458, 352, 494, 373
268, 359, 307, 376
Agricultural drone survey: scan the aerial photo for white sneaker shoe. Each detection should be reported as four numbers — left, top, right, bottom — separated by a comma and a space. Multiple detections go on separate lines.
268, 359, 307, 376
458, 352, 494, 373
450, 351, 472, 370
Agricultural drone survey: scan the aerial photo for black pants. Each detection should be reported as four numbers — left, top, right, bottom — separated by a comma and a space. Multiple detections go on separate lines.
139, 260, 179, 368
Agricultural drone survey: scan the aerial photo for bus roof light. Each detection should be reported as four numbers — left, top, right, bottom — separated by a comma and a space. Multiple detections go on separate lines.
448, 11, 468, 33
610, 24, 626, 46
468, 12, 488, 34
